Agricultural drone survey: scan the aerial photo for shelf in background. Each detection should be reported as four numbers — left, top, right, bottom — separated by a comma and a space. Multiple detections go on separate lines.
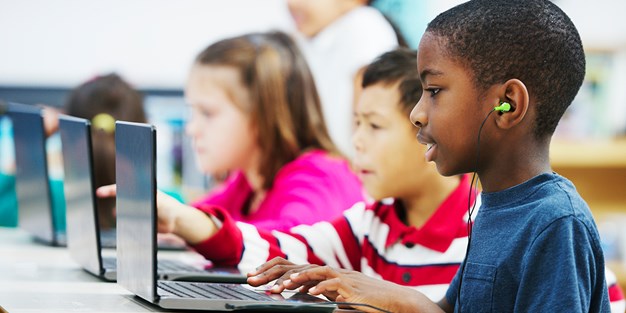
550, 137, 626, 168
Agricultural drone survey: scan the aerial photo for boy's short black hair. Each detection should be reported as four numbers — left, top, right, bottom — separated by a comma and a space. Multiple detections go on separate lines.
427, 0, 585, 139
362, 47, 422, 114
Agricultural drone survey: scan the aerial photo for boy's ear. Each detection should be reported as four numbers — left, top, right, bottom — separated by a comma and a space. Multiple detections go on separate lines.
495, 79, 529, 130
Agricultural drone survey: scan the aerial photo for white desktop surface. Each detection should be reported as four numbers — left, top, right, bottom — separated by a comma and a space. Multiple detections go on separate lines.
0, 227, 170, 312
0, 227, 359, 313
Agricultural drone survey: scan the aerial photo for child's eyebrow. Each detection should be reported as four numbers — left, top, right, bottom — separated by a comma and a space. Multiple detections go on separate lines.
419, 68, 444, 82
357, 111, 381, 118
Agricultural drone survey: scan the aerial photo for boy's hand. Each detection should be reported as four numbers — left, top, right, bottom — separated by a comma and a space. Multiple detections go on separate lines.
248, 257, 423, 313
247, 257, 320, 293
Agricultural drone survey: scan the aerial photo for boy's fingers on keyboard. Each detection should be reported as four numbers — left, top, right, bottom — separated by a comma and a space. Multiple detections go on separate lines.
247, 257, 295, 286
248, 257, 292, 276
289, 266, 339, 283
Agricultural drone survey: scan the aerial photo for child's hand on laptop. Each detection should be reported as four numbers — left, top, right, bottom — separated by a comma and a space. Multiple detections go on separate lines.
247, 257, 320, 293
247, 257, 420, 313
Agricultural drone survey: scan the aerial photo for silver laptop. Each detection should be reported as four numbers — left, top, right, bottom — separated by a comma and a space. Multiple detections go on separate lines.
7, 102, 65, 246
116, 121, 334, 311
59, 116, 245, 283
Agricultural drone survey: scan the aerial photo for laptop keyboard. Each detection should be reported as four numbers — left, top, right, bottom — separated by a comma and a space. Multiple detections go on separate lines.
158, 281, 274, 301
101, 257, 204, 273
157, 259, 204, 272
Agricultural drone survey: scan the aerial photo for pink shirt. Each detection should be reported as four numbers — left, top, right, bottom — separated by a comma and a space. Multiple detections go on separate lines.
192, 150, 364, 232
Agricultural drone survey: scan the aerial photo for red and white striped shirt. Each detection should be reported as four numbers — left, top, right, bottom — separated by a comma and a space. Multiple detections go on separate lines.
194, 175, 472, 301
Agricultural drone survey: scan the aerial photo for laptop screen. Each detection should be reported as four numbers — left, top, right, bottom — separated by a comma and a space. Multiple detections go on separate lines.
8, 102, 57, 244
115, 121, 158, 302
58, 115, 102, 275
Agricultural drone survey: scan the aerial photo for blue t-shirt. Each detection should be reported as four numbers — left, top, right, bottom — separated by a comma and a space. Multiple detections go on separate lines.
446, 172, 610, 312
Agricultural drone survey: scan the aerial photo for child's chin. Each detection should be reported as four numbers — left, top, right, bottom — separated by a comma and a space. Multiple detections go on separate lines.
363, 188, 386, 202
435, 164, 463, 178
434, 163, 453, 177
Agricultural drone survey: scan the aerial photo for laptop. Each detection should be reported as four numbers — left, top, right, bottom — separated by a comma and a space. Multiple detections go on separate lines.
7, 102, 65, 246
59, 116, 245, 283
116, 121, 335, 311
57, 115, 186, 248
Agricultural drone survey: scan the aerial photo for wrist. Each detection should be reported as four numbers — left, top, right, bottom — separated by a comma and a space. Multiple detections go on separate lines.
173, 205, 218, 244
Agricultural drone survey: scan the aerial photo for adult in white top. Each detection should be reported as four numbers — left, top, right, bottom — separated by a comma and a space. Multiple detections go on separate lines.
287, 0, 398, 156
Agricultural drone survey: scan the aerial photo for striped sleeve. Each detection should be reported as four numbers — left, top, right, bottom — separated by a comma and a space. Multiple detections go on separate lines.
191, 202, 368, 273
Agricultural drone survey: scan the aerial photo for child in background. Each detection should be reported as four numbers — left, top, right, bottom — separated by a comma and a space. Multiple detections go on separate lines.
0, 74, 145, 230
99, 31, 363, 233
131, 48, 475, 301
248, 0, 618, 312
286, 0, 399, 155
64, 73, 146, 230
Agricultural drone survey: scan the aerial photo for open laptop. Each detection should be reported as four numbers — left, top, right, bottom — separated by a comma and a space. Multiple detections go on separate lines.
59, 116, 245, 283
116, 121, 335, 311
7, 102, 65, 246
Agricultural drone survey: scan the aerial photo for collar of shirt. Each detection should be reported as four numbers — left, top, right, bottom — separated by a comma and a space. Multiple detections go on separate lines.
383, 174, 472, 252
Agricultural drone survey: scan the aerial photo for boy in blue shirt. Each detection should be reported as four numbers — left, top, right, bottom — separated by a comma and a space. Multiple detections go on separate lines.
248, 0, 611, 312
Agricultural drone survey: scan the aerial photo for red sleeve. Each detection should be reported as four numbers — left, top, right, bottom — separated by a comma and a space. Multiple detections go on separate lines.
189, 203, 368, 272
189, 204, 244, 266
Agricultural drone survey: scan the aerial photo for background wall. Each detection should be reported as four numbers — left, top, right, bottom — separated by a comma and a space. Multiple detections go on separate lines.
0, 0, 293, 89
1, 0, 624, 136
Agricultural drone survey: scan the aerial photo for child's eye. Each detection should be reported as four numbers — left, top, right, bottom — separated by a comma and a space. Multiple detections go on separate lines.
370, 123, 381, 130
197, 108, 213, 118
426, 88, 441, 97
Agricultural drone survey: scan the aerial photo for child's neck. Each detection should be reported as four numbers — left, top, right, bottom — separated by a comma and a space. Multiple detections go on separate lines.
401, 175, 460, 229
478, 137, 552, 192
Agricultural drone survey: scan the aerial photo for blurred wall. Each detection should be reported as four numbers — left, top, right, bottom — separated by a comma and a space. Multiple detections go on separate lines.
0, 0, 293, 89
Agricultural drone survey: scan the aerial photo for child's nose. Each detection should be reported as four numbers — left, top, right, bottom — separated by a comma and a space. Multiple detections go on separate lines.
409, 101, 426, 128
352, 128, 364, 153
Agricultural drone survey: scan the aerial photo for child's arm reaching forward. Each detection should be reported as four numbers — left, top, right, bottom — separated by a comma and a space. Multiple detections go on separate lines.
96, 184, 218, 244
247, 257, 451, 313
97, 184, 366, 269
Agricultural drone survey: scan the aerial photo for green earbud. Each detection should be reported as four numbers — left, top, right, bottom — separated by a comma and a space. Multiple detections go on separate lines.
494, 102, 511, 112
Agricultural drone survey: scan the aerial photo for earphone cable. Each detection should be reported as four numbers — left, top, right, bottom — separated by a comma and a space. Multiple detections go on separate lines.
456, 108, 497, 311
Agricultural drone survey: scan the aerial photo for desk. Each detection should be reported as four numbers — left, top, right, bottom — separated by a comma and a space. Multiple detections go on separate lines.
0, 227, 358, 313
0, 227, 165, 312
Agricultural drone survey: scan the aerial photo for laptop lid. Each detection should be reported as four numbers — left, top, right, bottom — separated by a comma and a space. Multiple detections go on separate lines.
116, 121, 334, 312
58, 115, 104, 277
116, 121, 159, 301
7, 102, 62, 246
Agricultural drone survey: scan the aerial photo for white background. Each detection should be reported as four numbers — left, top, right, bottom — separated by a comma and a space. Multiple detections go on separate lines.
1, 0, 625, 134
